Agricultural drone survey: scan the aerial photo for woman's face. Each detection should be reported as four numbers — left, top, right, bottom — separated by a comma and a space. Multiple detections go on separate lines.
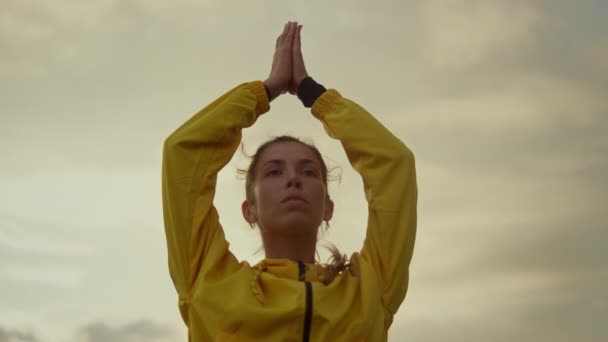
242, 142, 334, 237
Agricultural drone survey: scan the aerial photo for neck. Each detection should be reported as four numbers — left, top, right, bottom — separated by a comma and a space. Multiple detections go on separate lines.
261, 230, 317, 263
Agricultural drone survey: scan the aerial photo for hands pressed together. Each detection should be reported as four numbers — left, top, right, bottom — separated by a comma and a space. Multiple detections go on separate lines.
264, 21, 308, 101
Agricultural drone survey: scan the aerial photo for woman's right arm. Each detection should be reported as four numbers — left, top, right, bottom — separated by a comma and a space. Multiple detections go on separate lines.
161, 80, 270, 325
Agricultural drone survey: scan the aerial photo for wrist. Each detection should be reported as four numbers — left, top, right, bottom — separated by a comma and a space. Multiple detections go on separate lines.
297, 76, 327, 108
263, 79, 280, 101
289, 74, 309, 95
295, 75, 308, 92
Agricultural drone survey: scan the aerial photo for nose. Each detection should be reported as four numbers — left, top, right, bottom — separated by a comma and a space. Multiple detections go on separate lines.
286, 171, 302, 188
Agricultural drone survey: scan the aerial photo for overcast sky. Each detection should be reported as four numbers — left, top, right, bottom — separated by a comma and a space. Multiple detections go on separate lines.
1, 0, 607, 341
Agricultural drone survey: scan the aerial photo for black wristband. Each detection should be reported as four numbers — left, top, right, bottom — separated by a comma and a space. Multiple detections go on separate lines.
297, 76, 327, 108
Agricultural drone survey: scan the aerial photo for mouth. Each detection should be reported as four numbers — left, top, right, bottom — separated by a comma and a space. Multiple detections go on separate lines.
282, 195, 307, 203
281, 196, 307, 206
282, 198, 307, 207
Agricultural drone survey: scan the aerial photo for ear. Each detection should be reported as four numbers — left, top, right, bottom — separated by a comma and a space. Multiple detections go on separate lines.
242, 200, 257, 224
324, 198, 334, 221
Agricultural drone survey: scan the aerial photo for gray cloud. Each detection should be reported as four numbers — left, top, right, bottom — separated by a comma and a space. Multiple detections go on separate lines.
5, 0, 604, 177
0, 320, 176, 342
420, 210, 608, 286
0, 213, 97, 311
0, 211, 174, 321
394, 273, 607, 341
409, 112, 608, 192
75, 320, 174, 342
0, 212, 96, 269
395, 289, 607, 342
399, 208, 608, 341
0, 327, 39, 342
476, 214, 607, 275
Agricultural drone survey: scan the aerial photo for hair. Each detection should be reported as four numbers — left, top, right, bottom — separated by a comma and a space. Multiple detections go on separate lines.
236, 135, 350, 284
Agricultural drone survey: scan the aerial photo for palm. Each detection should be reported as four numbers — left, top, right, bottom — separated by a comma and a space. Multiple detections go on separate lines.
289, 25, 307, 95
266, 22, 308, 99
267, 22, 296, 98
270, 47, 291, 95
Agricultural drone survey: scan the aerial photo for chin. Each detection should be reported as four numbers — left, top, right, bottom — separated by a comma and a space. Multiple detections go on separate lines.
273, 219, 315, 235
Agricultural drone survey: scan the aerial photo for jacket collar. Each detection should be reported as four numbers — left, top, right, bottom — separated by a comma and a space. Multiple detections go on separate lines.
253, 258, 325, 282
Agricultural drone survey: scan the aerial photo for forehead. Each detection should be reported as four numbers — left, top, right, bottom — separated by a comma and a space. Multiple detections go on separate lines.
258, 142, 319, 165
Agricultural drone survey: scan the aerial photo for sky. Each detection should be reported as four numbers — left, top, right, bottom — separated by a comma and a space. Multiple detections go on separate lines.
1, 0, 607, 341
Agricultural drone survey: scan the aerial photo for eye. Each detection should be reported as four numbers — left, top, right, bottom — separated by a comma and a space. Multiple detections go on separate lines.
266, 170, 280, 176
304, 170, 317, 177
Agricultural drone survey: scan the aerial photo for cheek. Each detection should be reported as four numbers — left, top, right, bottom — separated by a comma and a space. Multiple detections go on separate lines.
254, 180, 278, 208
311, 181, 328, 200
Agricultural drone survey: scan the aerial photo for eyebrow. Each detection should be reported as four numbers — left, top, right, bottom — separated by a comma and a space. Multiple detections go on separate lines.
263, 159, 318, 167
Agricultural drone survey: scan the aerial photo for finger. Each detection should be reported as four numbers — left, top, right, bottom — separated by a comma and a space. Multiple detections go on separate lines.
290, 22, 298, 40
283, 22, 289, 35
294, 25, 302, 49
291, 21, 298, 37
275, 23, 289, 47
279, 22, 290, 43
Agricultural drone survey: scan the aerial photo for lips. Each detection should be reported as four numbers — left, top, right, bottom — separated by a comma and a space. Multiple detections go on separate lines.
282, 194, 306, 203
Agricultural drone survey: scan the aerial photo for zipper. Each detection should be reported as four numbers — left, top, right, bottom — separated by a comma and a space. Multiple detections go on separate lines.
298, 261, 313, 342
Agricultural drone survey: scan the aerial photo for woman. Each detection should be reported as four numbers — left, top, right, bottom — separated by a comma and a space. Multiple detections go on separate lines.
162, 21, 417, 341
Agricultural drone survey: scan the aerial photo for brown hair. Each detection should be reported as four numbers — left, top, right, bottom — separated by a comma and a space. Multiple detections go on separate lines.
236, 135, 350, 284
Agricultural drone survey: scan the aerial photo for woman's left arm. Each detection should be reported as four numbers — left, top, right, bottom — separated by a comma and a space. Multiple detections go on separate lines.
303, 80, 418, 318
291, 24, 418, 318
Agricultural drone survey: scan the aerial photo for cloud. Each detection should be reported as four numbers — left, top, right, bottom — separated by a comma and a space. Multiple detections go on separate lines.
0, 327, 40, 342
0, 320, 178, 342
423, 210, 608, 282
75, 320, 174, 342
0, 213, 97, 313
0, 210, 177, 327
421, 0, 542, 69
390, 210, 608, 342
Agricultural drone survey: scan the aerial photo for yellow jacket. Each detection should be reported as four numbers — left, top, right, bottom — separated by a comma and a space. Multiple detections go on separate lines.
162, 80, 417, 341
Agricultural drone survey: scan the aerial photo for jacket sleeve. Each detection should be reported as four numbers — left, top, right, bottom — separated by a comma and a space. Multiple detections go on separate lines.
161, 80, 270, 325
310, 89, 418, 317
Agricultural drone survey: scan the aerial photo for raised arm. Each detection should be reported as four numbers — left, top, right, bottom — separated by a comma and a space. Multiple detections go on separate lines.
162, 81, 266, 324
161, 22, 298, 325
313, 88, 417, 318
290, 24, 418, 320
